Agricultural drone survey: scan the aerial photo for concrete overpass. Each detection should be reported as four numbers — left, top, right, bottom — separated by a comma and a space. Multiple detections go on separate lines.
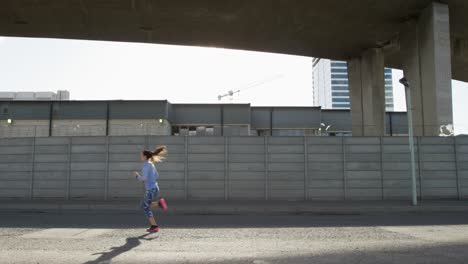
1, 0, 467, 136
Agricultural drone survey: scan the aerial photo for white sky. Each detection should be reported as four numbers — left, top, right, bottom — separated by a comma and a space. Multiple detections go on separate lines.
0, 36, 467, 134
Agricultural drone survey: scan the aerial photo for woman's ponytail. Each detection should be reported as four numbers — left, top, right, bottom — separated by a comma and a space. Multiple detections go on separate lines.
150, 145, 168, 163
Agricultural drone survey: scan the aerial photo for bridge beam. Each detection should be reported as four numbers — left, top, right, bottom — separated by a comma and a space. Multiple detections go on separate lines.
348, 48, 386, 136
401, 2, 453, 136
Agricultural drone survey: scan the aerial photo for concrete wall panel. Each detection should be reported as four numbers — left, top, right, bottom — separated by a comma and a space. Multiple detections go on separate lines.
229, 137, 264, 145
346, 145, 381, 153
189, 137, 224, 145
307, 137, 342, 144
72, 137, 107, 145
346, 154, 381, 162
268, 137, 304, 145
188, 189, 224, 199
308, 153, 342, 162
229, 163, 264, 171
71, 153, 107, 162
228, 154, 264, 163
229, 145, 264, 154
33, 189, 66, 199
347, 189, 382, 200
420, 145, 454, 153
346, 162, 381, 170
308, 145, 343, 154
229, 171, 265, 181
71, 162, 106, 171
344, 137, 380, 145
188, 154, 225, 162
188, 171, 224, 181
269, 171, 304, 181
0, 136, 467, 201
268, 145, 303, 154
109, 145, 146, 153
269, 154, 304, 163
0, 189, 29, 198
309, 180, 343, 188
0, 154, 33, 162
308, 188, 344, 200
309, 171, 343, 180
346, 171, 381, 180
0, 138, 34, 146
0, 146, 33, 154
309, 162, 343, 171
268, 163, 304, 172
189, 145, 224, 153
34, 154, 69, 163
35, 137, 69, 145
71, 145, 107, 154
148, 136, 185, 145
109, 136, 146, 145
0, 163, 32, 171
34, 145, 68, 154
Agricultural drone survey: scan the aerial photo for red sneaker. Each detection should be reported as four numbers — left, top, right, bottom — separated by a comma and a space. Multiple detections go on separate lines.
158, 198, 168, 211
146, 225, 159, 233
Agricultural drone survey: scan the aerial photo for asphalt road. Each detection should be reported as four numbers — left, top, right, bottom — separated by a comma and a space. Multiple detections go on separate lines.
1, 210, 468, 264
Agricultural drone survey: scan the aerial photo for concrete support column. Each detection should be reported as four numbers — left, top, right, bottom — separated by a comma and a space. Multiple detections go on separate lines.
401, 21, 424, 136
401, 2, 453, 136
348, 48, 386, 136
348, 59, 364, 136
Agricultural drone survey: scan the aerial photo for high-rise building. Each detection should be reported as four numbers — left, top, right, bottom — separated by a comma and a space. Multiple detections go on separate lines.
0, 90, 70, 101
312, 59, 394, 111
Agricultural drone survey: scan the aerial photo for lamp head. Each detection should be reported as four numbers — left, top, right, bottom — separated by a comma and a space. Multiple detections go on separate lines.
399, 77, 410, 88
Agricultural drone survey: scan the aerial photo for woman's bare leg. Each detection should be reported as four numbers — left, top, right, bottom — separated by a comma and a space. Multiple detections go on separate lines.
150, 202, 159, 209
148, 216, 157, 226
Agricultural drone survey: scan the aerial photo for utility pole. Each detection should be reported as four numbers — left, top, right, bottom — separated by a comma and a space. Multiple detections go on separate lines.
399, 77, 417, 206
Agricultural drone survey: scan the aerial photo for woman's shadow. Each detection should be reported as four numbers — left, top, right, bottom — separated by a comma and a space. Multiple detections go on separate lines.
84, 233, 157, 264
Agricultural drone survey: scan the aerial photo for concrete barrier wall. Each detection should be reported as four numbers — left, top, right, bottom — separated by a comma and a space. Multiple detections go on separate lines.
456, 137, 468, 199
71, 137, 107, 199
0, 136, 466, 201
382, 137, 420, 200
0, 138, 34, 199
268, 137, 305, 200
108, 120, 171, 136
0, 120, 49, 138
33, 137, 69, 199
228, 137, 265, 200
52, 120, 107, 137
308, 137, 345, 200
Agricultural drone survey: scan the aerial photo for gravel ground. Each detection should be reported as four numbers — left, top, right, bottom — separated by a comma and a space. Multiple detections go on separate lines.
0, 211, 468, 264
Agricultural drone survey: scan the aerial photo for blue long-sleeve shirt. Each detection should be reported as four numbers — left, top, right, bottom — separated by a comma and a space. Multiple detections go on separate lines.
136, 161, 159, 190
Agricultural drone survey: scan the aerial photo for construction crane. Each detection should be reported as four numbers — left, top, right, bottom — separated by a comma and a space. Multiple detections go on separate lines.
217, 74, 284, 102
218, 89, 240, 101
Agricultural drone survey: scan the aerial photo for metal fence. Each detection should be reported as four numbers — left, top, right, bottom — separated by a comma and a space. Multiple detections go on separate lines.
0, 136, 466, 201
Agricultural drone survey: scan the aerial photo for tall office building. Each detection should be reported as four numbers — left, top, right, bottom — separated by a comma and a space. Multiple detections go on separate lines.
312, 59, 394, 111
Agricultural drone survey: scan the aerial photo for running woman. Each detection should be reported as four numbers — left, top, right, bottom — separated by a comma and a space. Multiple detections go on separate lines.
134, 145, 168, 233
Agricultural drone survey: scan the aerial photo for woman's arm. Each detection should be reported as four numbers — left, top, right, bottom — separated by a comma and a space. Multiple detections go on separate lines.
135, 164, 149, 181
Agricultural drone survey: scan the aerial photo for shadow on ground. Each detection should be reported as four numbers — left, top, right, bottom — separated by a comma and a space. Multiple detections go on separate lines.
84, 233, 157, 264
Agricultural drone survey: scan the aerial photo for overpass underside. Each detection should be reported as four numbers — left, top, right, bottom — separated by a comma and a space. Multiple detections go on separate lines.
349, 2, 456, 137
0, 1, 467, 137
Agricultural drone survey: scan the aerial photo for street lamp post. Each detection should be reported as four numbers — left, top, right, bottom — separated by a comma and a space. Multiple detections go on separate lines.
399, 77, 418, 206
